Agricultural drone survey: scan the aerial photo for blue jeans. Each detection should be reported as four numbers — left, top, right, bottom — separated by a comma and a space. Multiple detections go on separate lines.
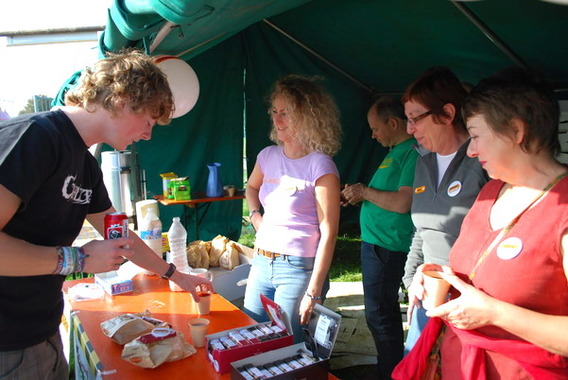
403, 302, 430, 356
361, 241, 407, 380
243, 253, 327, 343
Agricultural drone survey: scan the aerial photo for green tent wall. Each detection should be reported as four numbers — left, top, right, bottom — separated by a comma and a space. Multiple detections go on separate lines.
56, 0, 568, 240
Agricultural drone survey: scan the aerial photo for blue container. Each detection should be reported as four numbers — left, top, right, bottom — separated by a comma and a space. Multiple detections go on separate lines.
206, 162, 223, 197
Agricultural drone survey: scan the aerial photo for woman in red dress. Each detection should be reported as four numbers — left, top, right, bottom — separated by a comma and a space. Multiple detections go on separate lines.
420, 67, 568, 379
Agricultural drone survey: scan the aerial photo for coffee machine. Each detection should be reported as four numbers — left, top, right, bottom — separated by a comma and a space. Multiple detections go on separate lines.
100, 149, 145, 219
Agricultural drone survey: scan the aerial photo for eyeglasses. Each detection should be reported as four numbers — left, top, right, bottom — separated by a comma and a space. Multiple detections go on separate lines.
406, 110, 432, 127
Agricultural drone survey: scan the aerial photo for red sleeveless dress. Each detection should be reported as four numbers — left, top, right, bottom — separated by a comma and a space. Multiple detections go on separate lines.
441, 178, 568, 379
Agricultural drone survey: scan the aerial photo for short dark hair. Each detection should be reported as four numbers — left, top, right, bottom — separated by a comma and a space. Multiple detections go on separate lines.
463, 67, 560, 156
402, 66, 468, 133
370, 96, 405, 122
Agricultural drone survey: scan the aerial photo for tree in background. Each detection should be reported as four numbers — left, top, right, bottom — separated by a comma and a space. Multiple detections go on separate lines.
19, 95, 53, 115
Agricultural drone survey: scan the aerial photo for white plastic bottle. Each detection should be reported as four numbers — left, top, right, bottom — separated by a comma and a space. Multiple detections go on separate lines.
139, 208, 163, 275
167, 217, 191, 291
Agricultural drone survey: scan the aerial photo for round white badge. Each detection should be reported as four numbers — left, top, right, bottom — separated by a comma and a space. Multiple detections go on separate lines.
285, 186, 297, 196
497, 237, 523, 260
447, 180, 462, 197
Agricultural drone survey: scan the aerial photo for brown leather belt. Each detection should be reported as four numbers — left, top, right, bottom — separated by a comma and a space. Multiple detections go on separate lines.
255, 248, 282, 259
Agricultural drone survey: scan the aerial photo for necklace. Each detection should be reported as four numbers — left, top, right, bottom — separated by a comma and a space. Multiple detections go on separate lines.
468, 171, 568, 280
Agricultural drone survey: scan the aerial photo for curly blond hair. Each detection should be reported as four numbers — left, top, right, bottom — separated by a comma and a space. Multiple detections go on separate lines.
268, 75, 341, 156
65, 49, 174, 125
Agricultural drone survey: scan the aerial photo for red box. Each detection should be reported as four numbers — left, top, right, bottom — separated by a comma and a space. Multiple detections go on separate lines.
206, 295, 294, 374
230, 302, 342, 380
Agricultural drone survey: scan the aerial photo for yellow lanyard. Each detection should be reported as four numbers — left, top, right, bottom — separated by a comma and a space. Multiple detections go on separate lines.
469, 172, 568, 280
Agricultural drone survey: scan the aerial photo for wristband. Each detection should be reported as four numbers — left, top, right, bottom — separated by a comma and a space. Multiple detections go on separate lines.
305, 291, 324, 301
53, 246, 89, 275
74, 246, 88, 273
54, 247, 65, 274
161, 263, 177, 279
249, 209, 261, 218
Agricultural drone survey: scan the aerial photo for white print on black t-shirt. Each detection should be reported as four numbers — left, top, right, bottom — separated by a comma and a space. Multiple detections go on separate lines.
62, 174, 92, 204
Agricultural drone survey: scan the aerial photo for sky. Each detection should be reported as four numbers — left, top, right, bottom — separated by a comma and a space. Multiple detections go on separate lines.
0, 0, 111, 116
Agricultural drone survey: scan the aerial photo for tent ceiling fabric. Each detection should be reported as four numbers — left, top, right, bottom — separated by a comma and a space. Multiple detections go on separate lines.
102, 0, 568, 93
100, 0, 311, 60
88, 0, 568, 237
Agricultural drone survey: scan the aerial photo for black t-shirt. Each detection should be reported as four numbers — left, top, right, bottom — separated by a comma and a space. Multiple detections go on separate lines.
0, 110, 112, 350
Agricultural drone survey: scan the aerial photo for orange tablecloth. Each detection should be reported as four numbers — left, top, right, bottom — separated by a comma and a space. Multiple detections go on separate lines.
63, 275, 338, 379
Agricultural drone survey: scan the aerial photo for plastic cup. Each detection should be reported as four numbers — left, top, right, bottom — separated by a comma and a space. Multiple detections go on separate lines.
422, 270, 450, 310
188, 318, 210, 347
197, 291, 212, 315
223, 185, 236, 197
191, 268, 213, 292
190, 268, 213, 281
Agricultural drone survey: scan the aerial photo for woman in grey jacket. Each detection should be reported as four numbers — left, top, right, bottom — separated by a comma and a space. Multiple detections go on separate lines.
401, 67, 489, 355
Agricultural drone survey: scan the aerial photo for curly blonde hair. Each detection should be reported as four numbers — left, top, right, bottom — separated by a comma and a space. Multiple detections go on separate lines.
268, 75, 341, 156
65, 49, 174, 125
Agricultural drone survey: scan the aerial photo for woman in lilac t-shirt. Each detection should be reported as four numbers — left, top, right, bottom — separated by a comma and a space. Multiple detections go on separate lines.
243, 75, 342, 342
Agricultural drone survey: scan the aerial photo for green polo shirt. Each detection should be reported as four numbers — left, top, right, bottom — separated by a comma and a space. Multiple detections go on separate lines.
360, 138, 418, 252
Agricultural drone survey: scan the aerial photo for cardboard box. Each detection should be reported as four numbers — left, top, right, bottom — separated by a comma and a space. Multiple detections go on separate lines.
230, 302, 341, 380
206, 295, 294, 374
94, 269, 134, 295
209, 243, 253, 301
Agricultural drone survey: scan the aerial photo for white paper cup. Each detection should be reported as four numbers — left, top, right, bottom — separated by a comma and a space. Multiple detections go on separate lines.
196, 291, 212, 315
190, 268, 213, 281
422, 270, 450, 310
223, 185, 236, 197
188, 318, 210, 347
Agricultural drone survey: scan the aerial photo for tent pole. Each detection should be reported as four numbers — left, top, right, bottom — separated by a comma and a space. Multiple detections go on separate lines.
175, 33, 228, 58
149, 21, 177, 53
451, 2, 529, 69
263, 19, 374, 94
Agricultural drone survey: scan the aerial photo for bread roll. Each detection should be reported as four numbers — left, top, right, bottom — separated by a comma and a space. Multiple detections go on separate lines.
209, 235, 229, 266
219, 241, 240, 270
186, 241, 210, 268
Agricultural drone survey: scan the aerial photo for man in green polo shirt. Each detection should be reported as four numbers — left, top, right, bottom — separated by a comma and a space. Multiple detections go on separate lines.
342, 96, 417, 380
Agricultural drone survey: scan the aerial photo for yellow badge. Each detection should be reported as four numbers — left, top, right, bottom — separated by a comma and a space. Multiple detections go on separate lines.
379, 157, 393, 169
497, 237, 523, 260
415, 185, 426, 194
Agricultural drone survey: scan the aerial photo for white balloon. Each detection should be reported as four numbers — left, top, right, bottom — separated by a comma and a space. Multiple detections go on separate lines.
156, 56, 200, 118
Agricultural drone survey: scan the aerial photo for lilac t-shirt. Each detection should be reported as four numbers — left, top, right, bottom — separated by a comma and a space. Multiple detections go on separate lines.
254, 145, 339, 257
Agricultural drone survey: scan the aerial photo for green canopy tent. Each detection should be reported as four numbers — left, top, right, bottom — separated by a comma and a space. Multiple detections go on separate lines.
56, 0, 568, 241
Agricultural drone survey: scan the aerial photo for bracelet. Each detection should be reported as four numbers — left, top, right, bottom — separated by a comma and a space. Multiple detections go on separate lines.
54, 247, 65, 274
74, 247, 88, 273
161, 263, 177, 279
305, 291, 324, 301
53, 246, 89, 275
249, 209, 261, 218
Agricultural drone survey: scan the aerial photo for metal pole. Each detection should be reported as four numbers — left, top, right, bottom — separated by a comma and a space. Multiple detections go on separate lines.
263, 19, 374, 93
451, 1, 530, 69
149, 21, 177, 53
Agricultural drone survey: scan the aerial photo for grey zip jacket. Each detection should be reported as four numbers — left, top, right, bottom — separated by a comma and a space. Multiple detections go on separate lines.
402, 140, 489, 289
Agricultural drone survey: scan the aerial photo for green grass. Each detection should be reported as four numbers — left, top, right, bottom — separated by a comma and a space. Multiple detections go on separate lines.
328, 226, 362, 282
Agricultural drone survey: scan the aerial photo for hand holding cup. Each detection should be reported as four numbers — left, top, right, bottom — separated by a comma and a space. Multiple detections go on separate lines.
190, 268, 214, 314
422, 270, 451, 310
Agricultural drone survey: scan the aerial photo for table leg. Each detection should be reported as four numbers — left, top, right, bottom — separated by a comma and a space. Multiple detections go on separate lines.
182, 205, 199, 241
194, 206, 199, 240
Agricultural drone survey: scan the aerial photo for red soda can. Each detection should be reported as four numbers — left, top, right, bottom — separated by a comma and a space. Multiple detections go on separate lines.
104, 212, 129, 240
